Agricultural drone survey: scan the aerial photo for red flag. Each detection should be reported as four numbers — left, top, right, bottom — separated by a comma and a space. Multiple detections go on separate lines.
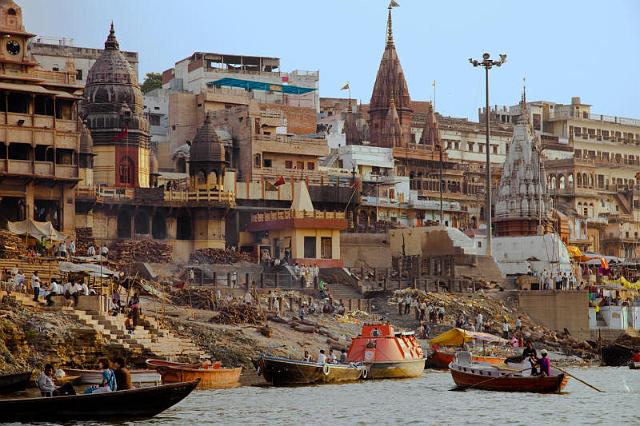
274, 176, 286, 186
281, 75, 289, 83
112, 128, 128, 141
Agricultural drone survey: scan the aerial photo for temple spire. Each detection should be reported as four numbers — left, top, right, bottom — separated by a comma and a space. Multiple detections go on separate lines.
105, 21, 119, 51
387, 1, 399, 46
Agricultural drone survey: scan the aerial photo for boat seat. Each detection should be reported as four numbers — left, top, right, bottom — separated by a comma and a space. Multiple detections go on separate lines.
455, 351, 472, 366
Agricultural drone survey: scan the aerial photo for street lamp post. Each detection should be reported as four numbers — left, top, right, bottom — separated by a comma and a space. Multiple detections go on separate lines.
469, 52, 506, 256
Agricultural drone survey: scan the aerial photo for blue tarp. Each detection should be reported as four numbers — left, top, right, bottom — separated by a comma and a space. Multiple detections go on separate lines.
207, 77, 316, 95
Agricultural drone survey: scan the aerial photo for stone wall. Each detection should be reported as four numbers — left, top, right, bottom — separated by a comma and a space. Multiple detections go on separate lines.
518, 290, 590, 340
340, 233, 391, 269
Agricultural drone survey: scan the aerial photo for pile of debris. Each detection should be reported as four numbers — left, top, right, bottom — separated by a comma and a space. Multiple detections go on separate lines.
0, 230, 27, 259
74, 227, 96, 256
109, 240, 173, 264
189, 248, 253, 265
170, 288, 218, 310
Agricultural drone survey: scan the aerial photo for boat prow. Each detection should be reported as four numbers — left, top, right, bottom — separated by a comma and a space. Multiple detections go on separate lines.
257, 355, 365, 386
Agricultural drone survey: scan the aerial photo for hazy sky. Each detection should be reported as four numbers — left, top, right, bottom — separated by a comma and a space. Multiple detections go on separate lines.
22, 0, 640, 120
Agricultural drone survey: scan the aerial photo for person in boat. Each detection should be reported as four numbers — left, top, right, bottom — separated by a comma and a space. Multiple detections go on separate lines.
340, 349, 348, 364
85, 358, 117, 394
317, 349, 327, 364
536, 349, 551, 377
37, 364, 76, 397
327, 349, 337, 364
303, 350, 311, 362
112, 357, 133, 391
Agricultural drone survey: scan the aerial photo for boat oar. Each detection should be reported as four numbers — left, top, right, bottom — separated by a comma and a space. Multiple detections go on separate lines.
449, 367, 530, 392
554, 366, 604, 393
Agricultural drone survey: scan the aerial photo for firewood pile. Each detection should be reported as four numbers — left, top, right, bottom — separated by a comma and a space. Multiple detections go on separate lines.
189, 248, 254, 264
170, 288, 217, 310
75, 227, 96, 255
0, 230, 27, 259
109, 240, 173, 264
210, 303, 265, 325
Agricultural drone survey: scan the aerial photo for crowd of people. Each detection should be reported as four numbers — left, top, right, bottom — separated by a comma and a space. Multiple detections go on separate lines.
303, 348, 348, 365
1, 266, 94, 306
36, 357, 132, 397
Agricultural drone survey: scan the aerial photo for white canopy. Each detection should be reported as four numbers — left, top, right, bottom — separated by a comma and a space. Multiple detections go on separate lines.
58, 261, 117, 278
7, 219, 66, 242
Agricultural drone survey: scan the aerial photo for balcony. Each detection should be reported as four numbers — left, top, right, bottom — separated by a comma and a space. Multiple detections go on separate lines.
253, 210, 345, 223
34, 161, 53, 175
254, 134, 329, 157
164, 188, 235, 206
7, 159, 31, 175
56, 165, 78, 179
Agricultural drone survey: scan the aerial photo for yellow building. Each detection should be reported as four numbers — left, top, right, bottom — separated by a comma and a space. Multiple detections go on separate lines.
247, 182, 346, 268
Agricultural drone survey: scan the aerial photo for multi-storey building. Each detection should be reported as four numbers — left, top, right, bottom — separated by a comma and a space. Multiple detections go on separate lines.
30, 36, 138, 85
0, 0, 82, 233
487, 97, 640, 258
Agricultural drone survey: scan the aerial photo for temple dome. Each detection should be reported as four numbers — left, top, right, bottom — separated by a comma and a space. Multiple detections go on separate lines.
189, 114, 227, 174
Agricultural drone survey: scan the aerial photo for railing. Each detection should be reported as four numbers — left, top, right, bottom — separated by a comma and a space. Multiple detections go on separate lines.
164, 189, 235, 204
550, 109, 640, 127
56, 164, 78, 179
34, 162, 53, 175
252, 210, 345, 222
7, 160, 31, 174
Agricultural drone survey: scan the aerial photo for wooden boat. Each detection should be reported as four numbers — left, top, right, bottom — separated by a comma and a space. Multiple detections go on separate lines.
256, 355, 365, 386
146, 358, 241, 389
0, 372, 31, 394
64, 368, 161, 385
449, 352, 568, 393
0, 379, 199, 423
347, 323, 425, 379
629, 361, 640, 369
426, 328, 508, 369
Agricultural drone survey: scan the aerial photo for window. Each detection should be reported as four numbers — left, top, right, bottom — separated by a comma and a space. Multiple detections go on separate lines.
467, 143, 474, 152
296, 161, 304, 170
75, 69, 83, 81
148, 115, 161, 126
263, 158, 272, 168
304, 236, 316, 258
307, 162, 315, 170
285, 160, 293, 169
254, 154, 261, 168
492, 145, 498, 154
479, 144, 484, 153
321, 237, 332, 259
119, 156, 134, 185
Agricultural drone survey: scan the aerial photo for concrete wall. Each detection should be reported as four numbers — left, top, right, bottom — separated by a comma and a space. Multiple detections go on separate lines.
340, 233, 391, 269
518, 290, 590, 339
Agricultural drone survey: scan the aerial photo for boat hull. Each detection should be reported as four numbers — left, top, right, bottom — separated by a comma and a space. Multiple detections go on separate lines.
0, 372, 31, 394
450, 368, 568, 393
630, 362, 640, 369
426, 351, 504, 369
64, 368, 161, 385
160, 366, 241, 389
258, 356, 364, 386
0, 380, 199, 422
367, 359, 425, 379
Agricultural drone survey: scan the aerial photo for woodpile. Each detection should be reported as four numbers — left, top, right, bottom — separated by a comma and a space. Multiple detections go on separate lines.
109, 240, 172, 264
189, 248, 254, 265
170, 288, 217, 310
210, 303, 265, 325
75, 227, 96, 256
0, 230, 27, 259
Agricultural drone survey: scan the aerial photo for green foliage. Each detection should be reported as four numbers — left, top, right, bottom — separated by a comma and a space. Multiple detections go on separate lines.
141, 72, 162, 94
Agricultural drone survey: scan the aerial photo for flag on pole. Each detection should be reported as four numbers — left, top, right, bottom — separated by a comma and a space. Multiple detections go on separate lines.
389, 0, 400, 7
274, 176, 286, 186
111, 128, 128, 142
340, 82, 350, 91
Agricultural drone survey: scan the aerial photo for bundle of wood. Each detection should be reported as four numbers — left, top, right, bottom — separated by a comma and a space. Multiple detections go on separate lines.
171, 288, 217, 310
0, 230, 27, 259
109, 240, 173, 264
211, 303, 265, 325
75, 227, 96, 256
189, 248, 254, 265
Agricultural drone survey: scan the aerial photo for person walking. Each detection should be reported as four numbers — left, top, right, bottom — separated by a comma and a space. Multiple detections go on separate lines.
31, 271, 41, 302
502, 321, 510, 339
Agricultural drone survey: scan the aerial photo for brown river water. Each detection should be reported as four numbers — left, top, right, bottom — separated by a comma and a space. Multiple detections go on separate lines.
10, 367, 640, 425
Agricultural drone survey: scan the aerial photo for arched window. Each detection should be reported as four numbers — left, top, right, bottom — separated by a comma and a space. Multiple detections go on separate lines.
559, 175, 566, 189
152, 211, 167, 239
551, 176, 556, 189
176, 211, 192, 240
576, 174, 582, 187
7, 8, 16, 15
119, 156, 134, 185
117, 210, 131, 238
568, 174, 574, 187
134, 211, 149, 235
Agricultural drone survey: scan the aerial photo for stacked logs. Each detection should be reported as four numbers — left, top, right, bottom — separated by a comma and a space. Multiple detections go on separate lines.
109, 240, 172, 264
74, 227, 96, 256
189, 249, 253, 264
210, 303, 265, 325
0, 230, 27, 259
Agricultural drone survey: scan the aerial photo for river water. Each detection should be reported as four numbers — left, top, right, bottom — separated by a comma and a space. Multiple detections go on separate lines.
135, 367, 638, 426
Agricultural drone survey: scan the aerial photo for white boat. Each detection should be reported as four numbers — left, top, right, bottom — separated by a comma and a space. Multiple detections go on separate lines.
629, 361, 640, 370
64, 368, 161, 385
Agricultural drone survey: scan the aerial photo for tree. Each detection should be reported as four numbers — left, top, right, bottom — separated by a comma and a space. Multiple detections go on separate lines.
141, 72, 162, 94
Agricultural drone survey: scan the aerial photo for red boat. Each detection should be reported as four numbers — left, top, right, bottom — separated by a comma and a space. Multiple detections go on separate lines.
347, 323, 424, 379
449, 352, 568, 393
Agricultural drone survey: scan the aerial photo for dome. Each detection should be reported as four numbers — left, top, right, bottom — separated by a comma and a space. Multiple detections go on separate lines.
190, 114, 226, 165
84, 23, 144, 118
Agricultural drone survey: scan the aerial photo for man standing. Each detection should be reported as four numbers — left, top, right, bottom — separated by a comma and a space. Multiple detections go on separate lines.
502, 321, 510, 339
59, 241, 67, 258
69, 240, 76, 258
476, 312, 484, 332
87, 244, 96, 257
31, 271, 41, 302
